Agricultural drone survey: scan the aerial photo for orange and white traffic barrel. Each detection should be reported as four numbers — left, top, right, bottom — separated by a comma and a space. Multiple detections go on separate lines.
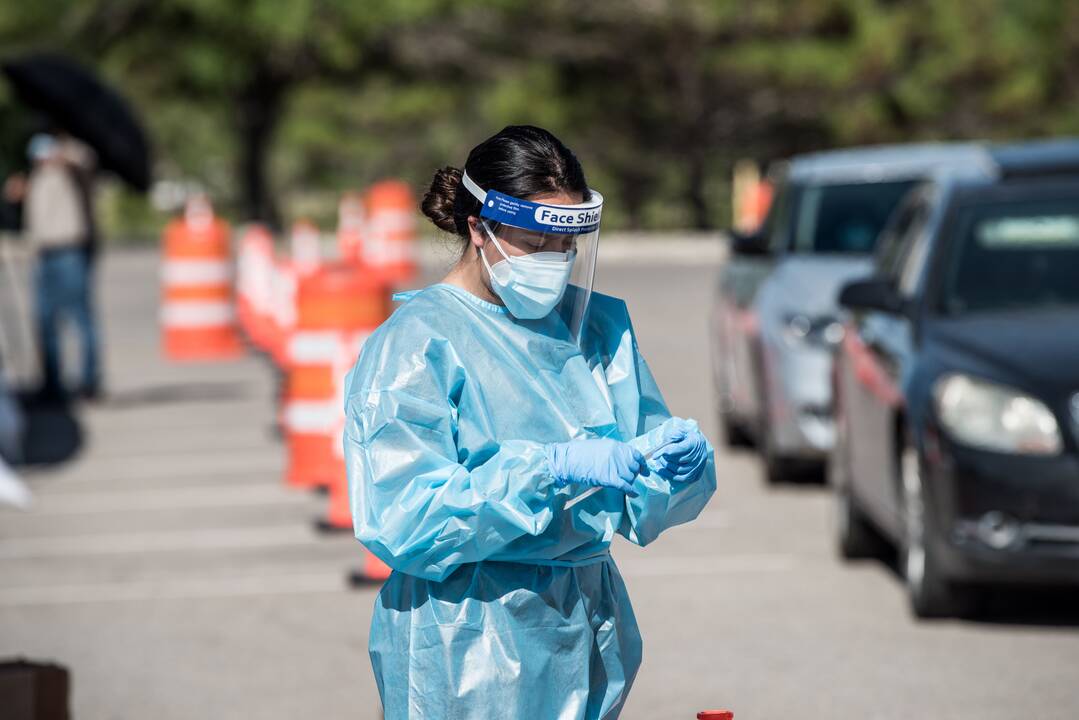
732, 159, 772, 233
330, 338, 392, 580
236, 223, 275, 347
160, 195, 243, 361
244, 225, 276, 352
697, 712, 734, 719
268, 257, 299, 367
290, 218, 322, 277
347, 549, 393, 585
364, 180, 417, 284
236, 226, 255, 340
283, 262, 389, 492
336, 191, 365, 264
323, 338, 366, 529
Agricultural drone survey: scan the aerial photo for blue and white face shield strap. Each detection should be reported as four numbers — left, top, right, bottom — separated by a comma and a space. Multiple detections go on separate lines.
461, 171, 604, 345
462, 171, 603, 235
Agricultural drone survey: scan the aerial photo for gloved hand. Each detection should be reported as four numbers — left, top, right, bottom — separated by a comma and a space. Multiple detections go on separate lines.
648, 418, 709, 483
545, 438, 647, 497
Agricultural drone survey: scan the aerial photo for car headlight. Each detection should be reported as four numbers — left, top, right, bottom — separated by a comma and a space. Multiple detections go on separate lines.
781, 313, 845, 348
933, 374, 1062, 455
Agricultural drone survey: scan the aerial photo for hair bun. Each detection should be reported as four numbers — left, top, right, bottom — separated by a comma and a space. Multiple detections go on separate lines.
422, 166, 463, 234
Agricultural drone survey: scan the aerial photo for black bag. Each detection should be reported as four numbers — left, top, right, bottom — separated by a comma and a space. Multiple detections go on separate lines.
0, 659, 70, 720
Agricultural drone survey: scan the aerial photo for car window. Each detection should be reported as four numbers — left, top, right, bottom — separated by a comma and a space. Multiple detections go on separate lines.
875, 196, 921, 277
897, 207, 933, 296
941, 199, 1079, 314
792, 180, 917, 254
766, 184, 795, 254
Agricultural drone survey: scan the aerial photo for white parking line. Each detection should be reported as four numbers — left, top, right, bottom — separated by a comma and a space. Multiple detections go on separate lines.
0, 571, 348, 607
0, 553, 795, 607
28, 484, 307, 515
0, 524, 341, 560
40, 452, 281, 481
682, 513, 729, 529
85, 439, 273, 460
620, 553, 797, 577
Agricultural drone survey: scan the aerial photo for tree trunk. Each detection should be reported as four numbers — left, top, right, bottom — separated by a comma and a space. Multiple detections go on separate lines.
686, 152, 711, 231
235, 68, 287, 229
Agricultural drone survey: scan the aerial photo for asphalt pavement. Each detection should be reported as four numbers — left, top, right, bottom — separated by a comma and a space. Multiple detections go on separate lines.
1, 244, 1078, 719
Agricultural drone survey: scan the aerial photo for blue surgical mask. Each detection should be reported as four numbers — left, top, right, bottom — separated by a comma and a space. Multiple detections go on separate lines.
479, 221, 576, 320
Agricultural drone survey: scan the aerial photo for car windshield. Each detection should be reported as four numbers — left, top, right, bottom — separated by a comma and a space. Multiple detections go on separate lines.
793, 180, 916, 254
943, 199, 1079, 315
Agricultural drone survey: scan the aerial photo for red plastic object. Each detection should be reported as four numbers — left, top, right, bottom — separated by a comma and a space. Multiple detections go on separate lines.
698, 712, 734, 720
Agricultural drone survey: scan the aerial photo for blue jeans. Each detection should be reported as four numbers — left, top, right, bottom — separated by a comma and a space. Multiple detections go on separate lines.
35, 247, 99, 393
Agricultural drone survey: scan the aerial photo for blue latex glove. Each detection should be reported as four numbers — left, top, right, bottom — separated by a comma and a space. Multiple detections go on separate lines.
546, 438, 647, 497
649, 418, 709, 483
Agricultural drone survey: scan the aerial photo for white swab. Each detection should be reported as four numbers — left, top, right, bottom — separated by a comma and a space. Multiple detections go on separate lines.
562, 437, 677, 510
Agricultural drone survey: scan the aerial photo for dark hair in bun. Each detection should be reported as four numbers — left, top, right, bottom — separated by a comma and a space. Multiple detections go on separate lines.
421, 125, 589, 243
420, 166, 463, 234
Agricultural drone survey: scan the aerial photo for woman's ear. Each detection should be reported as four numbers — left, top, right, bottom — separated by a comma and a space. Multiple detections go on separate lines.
467, 217, 485, 249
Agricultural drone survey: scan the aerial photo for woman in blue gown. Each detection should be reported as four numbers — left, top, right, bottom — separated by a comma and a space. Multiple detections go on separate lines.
344, 125, 716, 719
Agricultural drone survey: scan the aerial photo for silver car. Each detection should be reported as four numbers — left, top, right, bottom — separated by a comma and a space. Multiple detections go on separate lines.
712, 143, 989, 482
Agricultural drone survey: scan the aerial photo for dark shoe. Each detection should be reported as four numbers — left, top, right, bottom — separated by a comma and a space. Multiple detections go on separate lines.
33, 384, 67, 406
78, 384, 104, 402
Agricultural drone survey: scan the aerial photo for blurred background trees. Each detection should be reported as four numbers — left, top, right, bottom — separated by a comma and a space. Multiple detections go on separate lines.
2, 0, 1079, 235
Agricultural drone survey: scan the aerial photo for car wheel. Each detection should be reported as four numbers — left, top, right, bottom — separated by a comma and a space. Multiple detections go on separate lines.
755, 376, 793, 483
899, 438, 958, 618
712, 341, 755, 450
831, 410, 884, 559
759, 421, 790, 484
722, 415, 755, 449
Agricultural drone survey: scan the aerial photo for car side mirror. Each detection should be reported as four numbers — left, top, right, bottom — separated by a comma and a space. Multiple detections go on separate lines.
728, 229, 769, 256
838, 278, 904, 315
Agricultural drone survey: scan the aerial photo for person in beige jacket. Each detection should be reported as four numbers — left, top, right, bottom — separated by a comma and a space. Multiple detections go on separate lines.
4, 132, 101, 401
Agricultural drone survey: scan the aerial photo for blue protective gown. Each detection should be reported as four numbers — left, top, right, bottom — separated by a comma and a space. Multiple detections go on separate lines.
343, 283, 716, 720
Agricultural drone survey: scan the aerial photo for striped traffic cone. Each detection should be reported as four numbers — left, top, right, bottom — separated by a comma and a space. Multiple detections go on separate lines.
283, 263, 389, 494
159, 195, 243, 361
363, 180, 417, 285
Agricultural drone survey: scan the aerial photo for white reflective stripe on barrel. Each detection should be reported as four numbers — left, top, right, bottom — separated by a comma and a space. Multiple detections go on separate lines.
376, 242, 415, 263
161, 260, 232, 287
330, 337, 358, 459
161, 301, 234, 328
368, 210, 415, 234
272, 266, 298, 327
288, 331, 344, 365
252, 255, 274, 314
284, 400, 338, 433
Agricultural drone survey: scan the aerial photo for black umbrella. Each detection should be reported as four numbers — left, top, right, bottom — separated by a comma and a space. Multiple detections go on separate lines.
2, 53, 151, 192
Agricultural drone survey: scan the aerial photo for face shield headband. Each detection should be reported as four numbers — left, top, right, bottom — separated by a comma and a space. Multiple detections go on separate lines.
461, 171, 603, 234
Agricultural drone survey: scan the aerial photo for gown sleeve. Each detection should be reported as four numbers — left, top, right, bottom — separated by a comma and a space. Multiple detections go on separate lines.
345, 327, 581, 582
610, 321, 718, 547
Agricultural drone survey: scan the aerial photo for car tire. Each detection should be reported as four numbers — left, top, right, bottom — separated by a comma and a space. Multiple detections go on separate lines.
722, 415, 755, 449
758, 412, 786, 484
899, 437, 960, 619
831, 410, 884, 559
835, 483, 883, 559
755, 374, 792, 483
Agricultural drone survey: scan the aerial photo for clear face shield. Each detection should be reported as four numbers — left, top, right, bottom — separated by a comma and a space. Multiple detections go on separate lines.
462, 172, 602, 344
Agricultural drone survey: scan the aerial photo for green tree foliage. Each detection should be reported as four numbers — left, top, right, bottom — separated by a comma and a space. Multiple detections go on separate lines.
2, 0, 1078, 232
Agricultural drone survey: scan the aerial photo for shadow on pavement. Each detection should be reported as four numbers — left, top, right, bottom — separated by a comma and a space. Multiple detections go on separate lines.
16, 393, 82, 466
966, 587, 1079, 628
859, 551, 1079, 629
103, 381, 251, 409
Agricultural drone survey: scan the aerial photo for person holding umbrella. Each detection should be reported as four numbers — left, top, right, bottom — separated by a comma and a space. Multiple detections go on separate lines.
2, 53, 152, 401
4, 130, 101, 400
